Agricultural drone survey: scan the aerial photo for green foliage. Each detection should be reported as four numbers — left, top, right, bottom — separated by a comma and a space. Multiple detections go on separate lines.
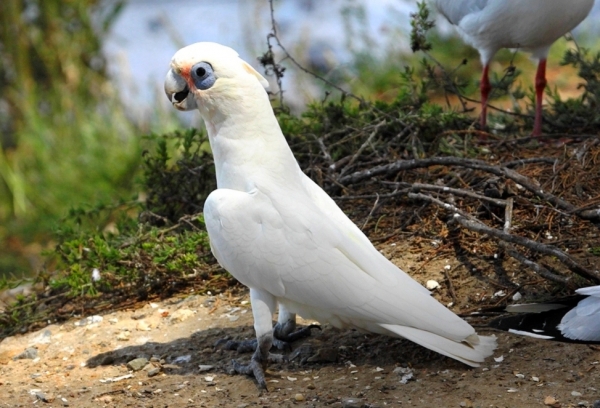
49, 210, 212, 298
0, 0, 139, 277
410, 1, 435, 53
544, 47, 600, 133
141, 128, 215, 225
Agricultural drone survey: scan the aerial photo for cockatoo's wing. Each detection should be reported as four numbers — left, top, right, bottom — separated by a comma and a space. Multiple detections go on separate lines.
204, 182, 496, 366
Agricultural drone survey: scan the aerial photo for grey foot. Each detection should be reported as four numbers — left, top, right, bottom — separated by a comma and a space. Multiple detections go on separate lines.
231, 352, 286, 391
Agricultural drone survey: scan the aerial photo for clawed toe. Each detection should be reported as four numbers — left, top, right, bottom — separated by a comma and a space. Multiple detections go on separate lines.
215, 338, 257, 353
277, 324, 322, 342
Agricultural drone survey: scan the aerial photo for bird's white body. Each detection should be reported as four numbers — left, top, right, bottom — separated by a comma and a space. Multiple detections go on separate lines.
165, 43, 496, 373
432, 0, 595, 64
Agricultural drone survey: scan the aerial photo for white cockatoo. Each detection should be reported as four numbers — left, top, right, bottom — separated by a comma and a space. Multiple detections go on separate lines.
164, 42, 497, 389
431, 0, 595, 135
490, 285, 600, 342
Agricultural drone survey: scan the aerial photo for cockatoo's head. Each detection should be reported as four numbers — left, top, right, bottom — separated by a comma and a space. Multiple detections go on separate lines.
164, 42, 269, 114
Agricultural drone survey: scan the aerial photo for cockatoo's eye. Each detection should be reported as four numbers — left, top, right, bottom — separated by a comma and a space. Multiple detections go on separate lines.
191, 62, 216, 90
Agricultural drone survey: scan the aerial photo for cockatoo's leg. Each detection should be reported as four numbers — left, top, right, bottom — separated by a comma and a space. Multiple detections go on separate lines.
273, 303, 321, 342
216, 303, 320, 352
230, 288, 281, 390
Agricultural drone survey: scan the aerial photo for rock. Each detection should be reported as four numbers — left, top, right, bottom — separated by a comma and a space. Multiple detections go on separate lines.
172, 355, 191, 364
30, 330, 52, 345
74, 315, 102, 326
127, 357, 149, 371
147, 367, 161, 377
571, 391, 582, 397
136, 320, 151, 331
34, 391, 55, 403
341, 398, 362, 408
294, 394, 305, 402
544, 396, 560, 407
116, 331, 130, 341
592, 400, 600, 408
393, 366, 415, 384
198, 364, 214, 372
13, 347, 38, 360
426, 280, 440, 290
169, 308, 194, 323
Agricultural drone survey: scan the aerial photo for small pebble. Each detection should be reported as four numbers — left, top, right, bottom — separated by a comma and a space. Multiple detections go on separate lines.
74, 315, 102, 326
426, 280, 440, 290
13, 347, 38, 360
136, 320, 151, 331
198, 365, 214, 372
294, 393, 305, 402
116, 331, 130, 341
126, 358, 149, 372
35, 391, 55, 403
147, 367, 161, 377
572, 391, 582, 397
341, 398, 362, 408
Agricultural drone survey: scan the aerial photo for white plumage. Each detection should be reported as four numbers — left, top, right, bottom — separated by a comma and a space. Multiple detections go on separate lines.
164, 42, 496, 388
432, 0, 595, 135
559, 286, 600, 341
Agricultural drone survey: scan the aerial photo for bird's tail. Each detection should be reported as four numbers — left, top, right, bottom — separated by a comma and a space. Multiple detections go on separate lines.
379, 324, 497, 367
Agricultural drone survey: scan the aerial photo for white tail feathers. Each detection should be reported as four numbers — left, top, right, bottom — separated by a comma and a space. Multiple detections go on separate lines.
380, 324, 497, 367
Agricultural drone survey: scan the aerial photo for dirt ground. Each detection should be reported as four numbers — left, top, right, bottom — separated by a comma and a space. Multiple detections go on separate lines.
1, 237, 599, 408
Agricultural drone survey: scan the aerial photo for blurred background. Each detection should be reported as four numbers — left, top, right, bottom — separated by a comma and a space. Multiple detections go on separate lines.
1, 0, 599, 280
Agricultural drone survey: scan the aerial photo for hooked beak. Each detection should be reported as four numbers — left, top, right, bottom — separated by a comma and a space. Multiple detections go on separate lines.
164, 69, 197, 111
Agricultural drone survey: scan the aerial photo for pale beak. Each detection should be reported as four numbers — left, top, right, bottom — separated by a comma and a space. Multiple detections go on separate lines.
164, 69, 197, 111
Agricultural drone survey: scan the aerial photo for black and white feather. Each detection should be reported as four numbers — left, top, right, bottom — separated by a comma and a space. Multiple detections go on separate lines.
489, 286, 600, 343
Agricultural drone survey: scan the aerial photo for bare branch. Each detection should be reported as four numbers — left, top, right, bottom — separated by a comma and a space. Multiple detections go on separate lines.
267, 0, 363, 103
408, 192, 600, 283
339, 156, 600, 222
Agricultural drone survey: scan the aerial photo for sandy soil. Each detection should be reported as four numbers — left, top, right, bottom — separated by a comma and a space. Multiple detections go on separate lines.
1, 240, 599, 408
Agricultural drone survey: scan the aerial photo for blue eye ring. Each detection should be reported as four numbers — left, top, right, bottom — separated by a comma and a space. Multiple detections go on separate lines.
191, 62, 216, 90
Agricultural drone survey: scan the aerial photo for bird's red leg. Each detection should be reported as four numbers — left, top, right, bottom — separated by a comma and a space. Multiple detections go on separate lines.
480, 64, 492, 131
533, 58, 547, 137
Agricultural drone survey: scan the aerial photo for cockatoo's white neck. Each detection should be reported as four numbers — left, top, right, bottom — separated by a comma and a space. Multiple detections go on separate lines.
197, 81, 301, 192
